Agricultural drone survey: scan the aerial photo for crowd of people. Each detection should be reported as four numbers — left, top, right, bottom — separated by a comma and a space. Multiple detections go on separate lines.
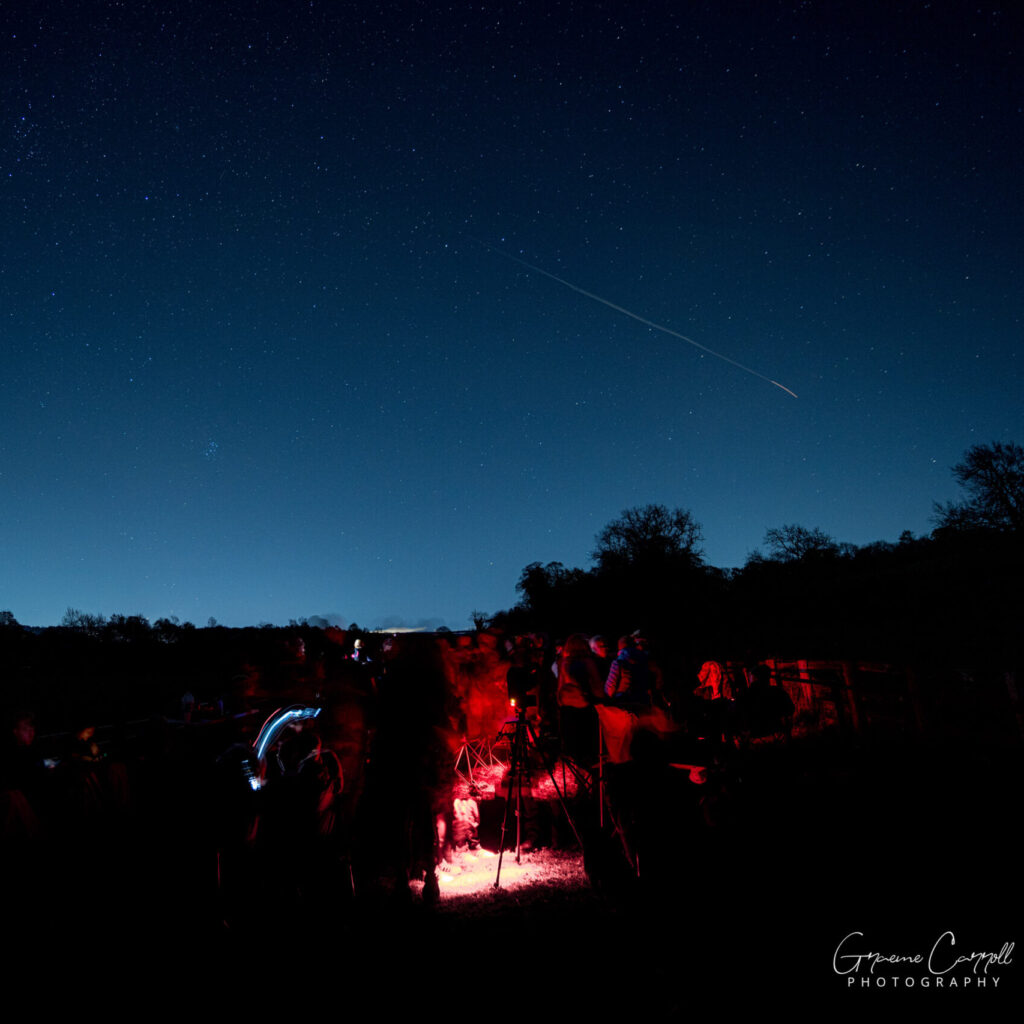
1, 626, 798, 930
513, 629, 797, 764
501, 629, 798, 878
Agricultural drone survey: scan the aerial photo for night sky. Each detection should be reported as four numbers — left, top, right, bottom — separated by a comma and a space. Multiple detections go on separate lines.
2, 1, 1021, 629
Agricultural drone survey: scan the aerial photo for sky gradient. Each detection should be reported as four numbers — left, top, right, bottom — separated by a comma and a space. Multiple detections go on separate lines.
2, 1, 1021, 628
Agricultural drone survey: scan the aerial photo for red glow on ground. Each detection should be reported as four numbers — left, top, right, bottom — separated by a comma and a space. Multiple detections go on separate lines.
410, 849, 588, 902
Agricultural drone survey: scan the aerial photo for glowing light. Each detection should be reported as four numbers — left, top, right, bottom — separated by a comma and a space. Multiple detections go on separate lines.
240, 756, 262, 791
422, 849, 588, 902
253, 704, 321, 762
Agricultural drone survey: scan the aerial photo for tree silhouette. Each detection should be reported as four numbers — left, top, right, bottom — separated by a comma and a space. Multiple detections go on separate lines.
933, 441, 1024, 535
104, 614, 152, 644
61, 607, 107, 636
514, 561, 588, 619
759, 524, 840, 563
592, 504, 703, 571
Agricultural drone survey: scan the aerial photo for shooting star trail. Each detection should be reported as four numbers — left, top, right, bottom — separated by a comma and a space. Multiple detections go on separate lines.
474, 240, 798, 399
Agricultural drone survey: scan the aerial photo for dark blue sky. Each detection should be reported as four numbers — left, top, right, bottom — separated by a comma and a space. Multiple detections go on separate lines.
2, 1, 1021, 628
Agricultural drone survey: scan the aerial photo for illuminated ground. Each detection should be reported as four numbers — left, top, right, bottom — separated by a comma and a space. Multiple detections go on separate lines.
411, 847, 590, 908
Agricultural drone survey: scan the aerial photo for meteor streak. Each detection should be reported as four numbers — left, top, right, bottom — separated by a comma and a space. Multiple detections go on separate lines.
476, 241, 798, 398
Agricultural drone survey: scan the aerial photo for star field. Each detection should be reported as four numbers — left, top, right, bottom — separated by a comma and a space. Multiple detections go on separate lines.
2, 1, 1021, 627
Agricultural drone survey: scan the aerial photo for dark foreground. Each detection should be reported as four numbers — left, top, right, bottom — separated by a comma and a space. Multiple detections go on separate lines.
6, 735, 1020, 1013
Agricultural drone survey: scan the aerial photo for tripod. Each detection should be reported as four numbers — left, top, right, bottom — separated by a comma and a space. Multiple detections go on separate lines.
453, 733, 503, 788
493, 705, 584, 888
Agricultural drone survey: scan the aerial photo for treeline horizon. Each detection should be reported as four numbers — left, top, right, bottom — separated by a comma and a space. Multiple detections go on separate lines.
3, 442, 1022, 682
491, 441, 1024, 668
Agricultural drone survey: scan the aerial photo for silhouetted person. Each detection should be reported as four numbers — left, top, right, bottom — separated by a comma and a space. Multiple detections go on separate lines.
691, 660, 734, 746
357, 634, 456, 905
259, 727, 342, 919
589, 634, 614, 681
556, 633, 604, 768
2, 712, 46, 842
736, 664, 794, 742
